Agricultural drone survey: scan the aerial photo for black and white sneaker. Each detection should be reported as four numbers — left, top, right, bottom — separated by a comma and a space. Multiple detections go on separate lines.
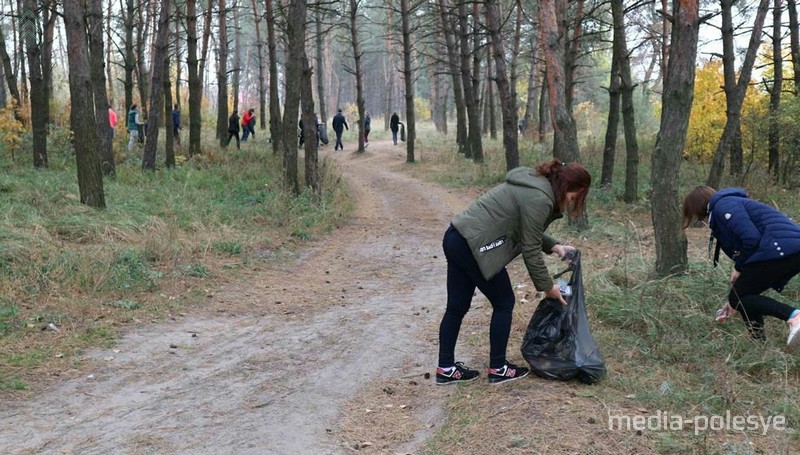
488, 362, 529, 384
436, 362, 480, 385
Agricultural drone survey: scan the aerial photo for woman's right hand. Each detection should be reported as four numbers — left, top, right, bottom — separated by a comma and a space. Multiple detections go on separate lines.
545, 284, 568, 306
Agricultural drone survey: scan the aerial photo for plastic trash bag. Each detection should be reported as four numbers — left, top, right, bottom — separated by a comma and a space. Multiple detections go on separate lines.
400, 124, 406, 142
318, 123, 329, 145
520, 250, 606, 384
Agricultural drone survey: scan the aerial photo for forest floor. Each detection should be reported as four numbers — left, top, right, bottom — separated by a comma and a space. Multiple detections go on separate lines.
0, 138, 479, 454
3, 137, 790, 454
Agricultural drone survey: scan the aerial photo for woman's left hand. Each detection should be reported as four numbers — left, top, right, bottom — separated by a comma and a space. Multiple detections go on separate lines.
553, 244, 577, 263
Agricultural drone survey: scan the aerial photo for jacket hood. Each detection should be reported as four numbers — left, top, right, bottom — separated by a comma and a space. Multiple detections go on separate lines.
506, 167, 553, 193
709, 187, 748, 210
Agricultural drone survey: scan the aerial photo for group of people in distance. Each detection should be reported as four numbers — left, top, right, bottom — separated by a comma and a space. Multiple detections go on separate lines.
436, 159, 800, 386
117, 104, 407, 153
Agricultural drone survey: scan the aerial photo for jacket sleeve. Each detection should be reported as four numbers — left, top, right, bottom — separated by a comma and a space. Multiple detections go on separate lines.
714, 198, 761, 270
519, 196, 556, 291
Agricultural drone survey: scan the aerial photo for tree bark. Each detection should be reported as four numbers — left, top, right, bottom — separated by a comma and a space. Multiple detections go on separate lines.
233, 2, 241, 114
401, 0, 415, 162
23, 0, 48, 167
63, 0, 106, 207
615, 0, 640, 203
164, 16, 175, 168
301, 56, 318, 195
250, 0, 266, 129
486, 0, 519, 170
651, 0, 700, 277
349, 0, 366, 153
316, 12, 327, 124
0, 23, 24, 123
216, 0, 229, 145
122, 0, 135, 114
142, 0, 171, 171
437, 0, 466, 153
706, 0, 768, 188
539, 0, 579, 162
600, 54, 620, 188
281, 0, 307, 194
186, 0, 201, 156
768, 0, 782, 179
266, 0, 281, 153
458, 2, 482, 162
87, 0, 114, 176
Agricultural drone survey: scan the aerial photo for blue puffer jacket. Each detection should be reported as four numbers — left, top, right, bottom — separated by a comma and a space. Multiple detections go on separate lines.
708, 188, 800, 290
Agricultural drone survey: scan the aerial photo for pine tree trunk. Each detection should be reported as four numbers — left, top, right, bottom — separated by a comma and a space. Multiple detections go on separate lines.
707, 0, 768, 188
350, 0, 366, 154
63, 0, 105, 207
22, 0, 48, 167
316, 12, 327, 124
216, 0, 229, 145
437, 1, 466, 152
401, 0, 415, 162
601, 56, 620, 188
281, 0, 306, 194
539, 0, 579, 162
87, 0, 114, 176
164, 20, 175, 168
123, 0, 135, 115
613, 0, 640, 203
142, 0, 171, 171
651, 0, 700, 277
458, 2, 482, 162
486, 0, 519, 171
768, 0, 782, 179
266, 0, 281, 153
186, 0, 201, 156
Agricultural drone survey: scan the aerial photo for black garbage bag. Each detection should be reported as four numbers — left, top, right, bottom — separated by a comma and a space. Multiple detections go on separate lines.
400, 124, 406, 142
318, 123, 329, 145
521, 250, 606, 384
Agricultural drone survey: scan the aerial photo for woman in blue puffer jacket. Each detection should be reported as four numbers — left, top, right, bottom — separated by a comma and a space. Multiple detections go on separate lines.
683, 186, 800, 347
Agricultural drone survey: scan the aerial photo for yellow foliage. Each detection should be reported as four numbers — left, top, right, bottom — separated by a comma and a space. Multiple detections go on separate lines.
686, 60, 726, 160
686, 59, 769, 161
0, 100, 26, 156
414, 97, 431, 121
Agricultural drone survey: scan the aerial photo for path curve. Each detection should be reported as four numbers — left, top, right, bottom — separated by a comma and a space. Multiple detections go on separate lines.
0, 139, 471, 455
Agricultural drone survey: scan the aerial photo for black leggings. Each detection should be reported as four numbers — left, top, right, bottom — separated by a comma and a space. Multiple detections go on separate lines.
438, 225, 515, 369
227, 131, 240, 149
728, 253, 800, 340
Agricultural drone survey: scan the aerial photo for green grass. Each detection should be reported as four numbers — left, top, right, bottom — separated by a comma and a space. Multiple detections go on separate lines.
0, 131, 352, 391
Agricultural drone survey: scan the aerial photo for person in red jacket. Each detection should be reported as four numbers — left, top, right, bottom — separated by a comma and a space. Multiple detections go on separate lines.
241, 108, 256, 142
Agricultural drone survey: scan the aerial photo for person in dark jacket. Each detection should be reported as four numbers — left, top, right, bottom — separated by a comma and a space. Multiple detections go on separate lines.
390, 112, 402, 145
436, 160, 591, 386
363, 112, 371, 147
683, 186, 800, 346
172, 105, 181, 145
332, 108, 349, 151
227, 110, 240, 149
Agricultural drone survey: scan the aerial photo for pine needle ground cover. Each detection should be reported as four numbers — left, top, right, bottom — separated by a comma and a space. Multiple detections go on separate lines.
408, 134, 800, 454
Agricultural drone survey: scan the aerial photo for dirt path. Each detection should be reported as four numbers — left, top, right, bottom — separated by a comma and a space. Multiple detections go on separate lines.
0, 140, 473, 454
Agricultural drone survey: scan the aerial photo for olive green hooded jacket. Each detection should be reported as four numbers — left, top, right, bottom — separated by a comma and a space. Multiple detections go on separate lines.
451, 167, 562, 291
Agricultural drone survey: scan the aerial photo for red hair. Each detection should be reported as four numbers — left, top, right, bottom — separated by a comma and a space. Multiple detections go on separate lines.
535, 159, 592, 217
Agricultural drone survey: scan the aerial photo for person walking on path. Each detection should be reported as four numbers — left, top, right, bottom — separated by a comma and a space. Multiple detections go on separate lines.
436, 160, 591, 386
227, 110, 241, 149
390, 112, 403, 145
332, 108, 349, 151
172, 105, 181, 145
683, 186, 800, 347
363, 112, 371, 148
241, 108, 256, 142
126, 104, 141, 151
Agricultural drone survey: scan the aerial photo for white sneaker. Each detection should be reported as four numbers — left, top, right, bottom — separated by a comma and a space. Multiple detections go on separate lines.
787, 313, 800, 350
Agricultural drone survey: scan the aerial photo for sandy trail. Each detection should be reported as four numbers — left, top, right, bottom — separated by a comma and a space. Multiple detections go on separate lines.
0, 140, 471, 455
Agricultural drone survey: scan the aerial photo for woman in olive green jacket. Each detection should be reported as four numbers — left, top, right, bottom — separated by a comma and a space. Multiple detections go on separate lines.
436, 160, 591, 385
